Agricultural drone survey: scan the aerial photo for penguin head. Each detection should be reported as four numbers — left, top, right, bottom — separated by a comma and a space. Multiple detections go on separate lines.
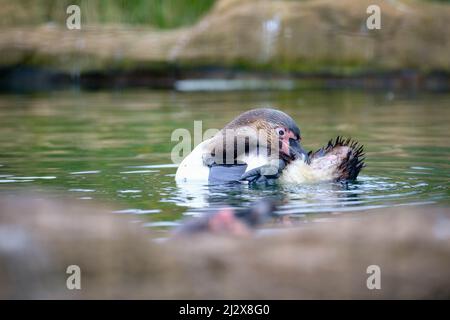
224, 108, 308, 161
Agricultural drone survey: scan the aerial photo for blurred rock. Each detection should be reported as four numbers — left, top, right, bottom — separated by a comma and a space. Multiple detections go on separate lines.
0, 194, 175, 299
1, 193, 450, 299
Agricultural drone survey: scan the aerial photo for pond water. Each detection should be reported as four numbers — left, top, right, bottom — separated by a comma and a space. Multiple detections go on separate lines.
0, 90, 449, 229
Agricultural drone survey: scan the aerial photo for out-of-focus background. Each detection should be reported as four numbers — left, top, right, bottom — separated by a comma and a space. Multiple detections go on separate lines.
0, 0, 449, 299
0, 0, 449, 90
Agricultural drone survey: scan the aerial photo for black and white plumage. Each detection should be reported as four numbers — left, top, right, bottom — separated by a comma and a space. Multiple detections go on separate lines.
175, 108, 308, 184
175, 108, 365, 185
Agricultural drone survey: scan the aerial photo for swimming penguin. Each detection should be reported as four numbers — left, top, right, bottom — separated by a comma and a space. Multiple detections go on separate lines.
175, 108, 309, 185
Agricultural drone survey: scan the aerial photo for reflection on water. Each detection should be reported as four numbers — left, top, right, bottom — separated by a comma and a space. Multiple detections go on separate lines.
0, 90, 449, 228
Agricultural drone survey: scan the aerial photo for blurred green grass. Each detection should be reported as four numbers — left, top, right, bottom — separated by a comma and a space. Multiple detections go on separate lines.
0, 0, 216, 28
1, 0, 448, 29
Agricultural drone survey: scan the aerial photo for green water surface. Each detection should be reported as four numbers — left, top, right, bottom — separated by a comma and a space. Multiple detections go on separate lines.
0, 90, 449, 228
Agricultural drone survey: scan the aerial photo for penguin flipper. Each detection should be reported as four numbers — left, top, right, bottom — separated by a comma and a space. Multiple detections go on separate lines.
240, 159, 287, 186
208, 163, 248, 185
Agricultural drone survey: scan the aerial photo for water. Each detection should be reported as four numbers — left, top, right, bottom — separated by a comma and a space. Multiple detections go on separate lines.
0, 90, 449, 229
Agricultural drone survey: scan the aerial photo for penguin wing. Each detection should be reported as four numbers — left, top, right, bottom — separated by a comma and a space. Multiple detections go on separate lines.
208, 163, 248, 184
175, 138, 272, 184
208, 151, 276, 184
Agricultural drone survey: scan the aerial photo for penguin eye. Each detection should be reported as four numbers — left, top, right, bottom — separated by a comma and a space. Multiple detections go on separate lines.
277, 128, 285, 136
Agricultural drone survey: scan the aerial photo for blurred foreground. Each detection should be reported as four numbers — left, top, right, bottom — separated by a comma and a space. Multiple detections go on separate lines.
1, 194, 449, 299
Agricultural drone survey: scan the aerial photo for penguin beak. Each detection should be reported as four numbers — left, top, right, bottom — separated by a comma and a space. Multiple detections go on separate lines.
289, 138, 309, 163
